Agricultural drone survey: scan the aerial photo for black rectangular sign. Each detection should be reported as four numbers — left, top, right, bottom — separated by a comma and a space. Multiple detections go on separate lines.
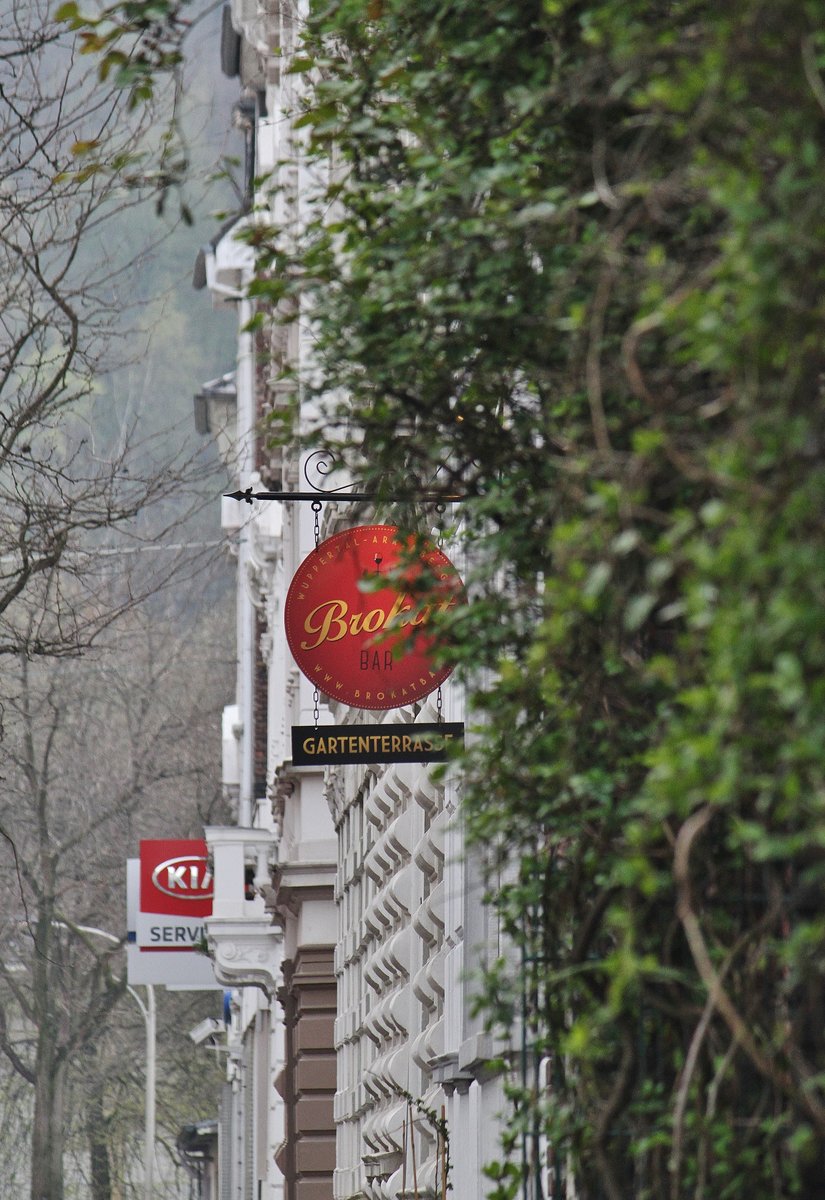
291, 722, 464, 766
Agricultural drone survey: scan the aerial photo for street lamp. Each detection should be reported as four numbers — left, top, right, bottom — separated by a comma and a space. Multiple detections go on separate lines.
126, 979, 157, 1200
56, 922, 156, 1200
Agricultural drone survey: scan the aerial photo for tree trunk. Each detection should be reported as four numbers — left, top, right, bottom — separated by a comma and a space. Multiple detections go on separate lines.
88, 1076, 112, 1200
30, 1033, 65, 1200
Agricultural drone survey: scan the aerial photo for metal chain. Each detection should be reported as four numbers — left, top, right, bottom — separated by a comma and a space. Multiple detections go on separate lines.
435, 500, 446, 548
436, 505, 447, 721
311, 499, 322, 548
311, 501, 323, 727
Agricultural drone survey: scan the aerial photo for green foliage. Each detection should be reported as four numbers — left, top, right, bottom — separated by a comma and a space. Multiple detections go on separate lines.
83, 0, 825, 1190
56, 0, 189, 105
244, 0, 825, 1194
55, 0, 196, 213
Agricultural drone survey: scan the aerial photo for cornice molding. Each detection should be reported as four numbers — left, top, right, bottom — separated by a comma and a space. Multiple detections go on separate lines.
206, 916, 283, 995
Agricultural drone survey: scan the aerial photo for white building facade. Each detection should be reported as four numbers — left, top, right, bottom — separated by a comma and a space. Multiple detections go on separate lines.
193, 3, 515, 1198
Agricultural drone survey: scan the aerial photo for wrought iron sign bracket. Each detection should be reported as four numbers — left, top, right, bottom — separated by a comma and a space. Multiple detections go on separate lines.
225, 451, 463, 506
225, 487, 462, 504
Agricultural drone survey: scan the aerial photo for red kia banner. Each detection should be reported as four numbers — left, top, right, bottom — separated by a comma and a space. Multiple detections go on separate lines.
139, 839, 213, 918
284, 525, 463, 710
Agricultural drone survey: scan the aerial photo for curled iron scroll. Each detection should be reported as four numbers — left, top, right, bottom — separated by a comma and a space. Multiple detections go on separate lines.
302, 450, 362, 495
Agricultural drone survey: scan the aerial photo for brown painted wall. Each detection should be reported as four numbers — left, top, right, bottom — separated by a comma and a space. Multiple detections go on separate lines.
277, 947, 337, 1200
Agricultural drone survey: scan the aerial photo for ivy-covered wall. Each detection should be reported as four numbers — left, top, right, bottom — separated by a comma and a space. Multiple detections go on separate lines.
254, 3, 825, 1195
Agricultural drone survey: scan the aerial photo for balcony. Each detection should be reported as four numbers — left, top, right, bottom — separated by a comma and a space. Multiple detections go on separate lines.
204, 826, 281, 995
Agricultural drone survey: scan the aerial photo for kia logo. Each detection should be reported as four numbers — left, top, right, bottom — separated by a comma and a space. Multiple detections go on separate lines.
151, 855, 213, 900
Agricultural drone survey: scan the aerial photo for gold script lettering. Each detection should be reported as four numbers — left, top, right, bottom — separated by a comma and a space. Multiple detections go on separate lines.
301, 600, 349, 650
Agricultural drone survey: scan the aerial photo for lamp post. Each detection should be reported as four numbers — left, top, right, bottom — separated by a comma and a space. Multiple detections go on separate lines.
126, 979, 157, 1200
58, 922, 156, 1200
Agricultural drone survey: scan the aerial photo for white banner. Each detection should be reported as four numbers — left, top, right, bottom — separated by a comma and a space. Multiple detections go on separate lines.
127, 859, 220, 990
134, 911, 208, 949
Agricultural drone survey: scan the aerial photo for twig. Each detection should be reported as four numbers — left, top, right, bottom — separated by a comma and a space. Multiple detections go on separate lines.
586, 262, 616, 458
593, 1027, 635, 1200
402, 1108, 408, 1197
801, 35, 825, 117
670, 943, 736, 1197
0, 823, 35, 942
673, 807, 825, 1133
695, 1034, 737, 1199
409, 1096, 419, 1199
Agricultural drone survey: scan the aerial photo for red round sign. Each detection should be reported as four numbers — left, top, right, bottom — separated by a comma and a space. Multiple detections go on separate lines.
285, 525, 462, 710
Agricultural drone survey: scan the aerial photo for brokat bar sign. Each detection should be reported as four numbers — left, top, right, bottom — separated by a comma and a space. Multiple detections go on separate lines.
285, 524, 462, 710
